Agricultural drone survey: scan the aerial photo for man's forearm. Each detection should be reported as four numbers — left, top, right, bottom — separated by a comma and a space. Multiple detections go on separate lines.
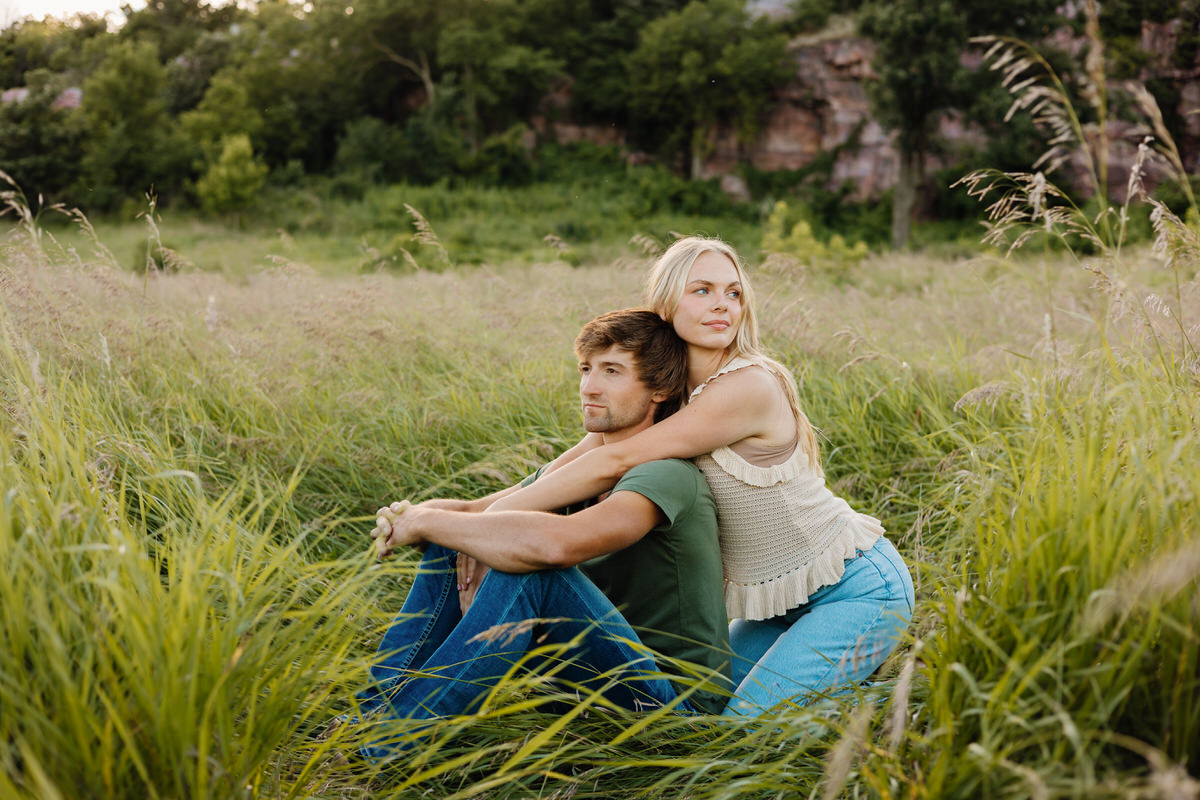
407, 507, 571, 573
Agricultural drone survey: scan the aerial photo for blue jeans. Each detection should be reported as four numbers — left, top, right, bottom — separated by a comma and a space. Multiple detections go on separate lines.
358, 545, 688, 751
721, 536, 914, 716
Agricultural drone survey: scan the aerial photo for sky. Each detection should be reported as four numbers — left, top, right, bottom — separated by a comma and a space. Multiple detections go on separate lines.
1, 0, 145, 29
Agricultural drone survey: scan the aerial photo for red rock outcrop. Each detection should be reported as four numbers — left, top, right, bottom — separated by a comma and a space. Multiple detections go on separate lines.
535, 27, 1200, 204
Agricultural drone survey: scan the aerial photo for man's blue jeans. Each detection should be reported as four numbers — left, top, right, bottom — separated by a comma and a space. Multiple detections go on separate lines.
358, 545, 688, 747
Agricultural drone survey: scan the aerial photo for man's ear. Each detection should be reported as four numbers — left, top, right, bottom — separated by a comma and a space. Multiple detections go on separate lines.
649, 390, 669, 404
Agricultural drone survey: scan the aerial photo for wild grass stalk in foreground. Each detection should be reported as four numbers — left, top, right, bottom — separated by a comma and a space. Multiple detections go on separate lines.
0, 328, 397, 797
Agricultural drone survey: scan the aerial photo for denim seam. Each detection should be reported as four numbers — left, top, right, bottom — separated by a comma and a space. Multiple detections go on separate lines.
377, 565, 458, 696
862, 545, 911, 606
867, 540, 915, 614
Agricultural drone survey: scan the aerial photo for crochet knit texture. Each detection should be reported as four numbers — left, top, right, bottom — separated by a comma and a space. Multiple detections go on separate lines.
690, 359, 883, 620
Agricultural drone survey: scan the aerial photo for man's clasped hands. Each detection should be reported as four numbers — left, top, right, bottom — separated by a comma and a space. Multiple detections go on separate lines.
370, 500, 415, 558
369, 500, 486, 612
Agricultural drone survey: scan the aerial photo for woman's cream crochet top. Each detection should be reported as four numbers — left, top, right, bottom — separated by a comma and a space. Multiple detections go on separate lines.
690, 358, 883, 621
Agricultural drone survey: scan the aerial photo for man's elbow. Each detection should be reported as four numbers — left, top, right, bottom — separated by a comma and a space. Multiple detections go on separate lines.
531, 539, 582, 570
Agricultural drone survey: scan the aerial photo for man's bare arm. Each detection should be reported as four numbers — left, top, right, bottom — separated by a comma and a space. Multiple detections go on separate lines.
380, 491, 663, 573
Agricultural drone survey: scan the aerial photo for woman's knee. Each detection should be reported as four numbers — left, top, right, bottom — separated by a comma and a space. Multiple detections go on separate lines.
865, 538, 915, 610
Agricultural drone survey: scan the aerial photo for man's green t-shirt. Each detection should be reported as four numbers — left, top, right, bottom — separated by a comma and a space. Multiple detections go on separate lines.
526, 458, 731, 714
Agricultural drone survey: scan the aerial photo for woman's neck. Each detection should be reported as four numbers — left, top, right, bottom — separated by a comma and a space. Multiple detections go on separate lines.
686, 346, 732, 393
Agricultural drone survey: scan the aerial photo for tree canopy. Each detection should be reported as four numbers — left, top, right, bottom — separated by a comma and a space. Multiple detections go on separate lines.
0, 0, 1193, 225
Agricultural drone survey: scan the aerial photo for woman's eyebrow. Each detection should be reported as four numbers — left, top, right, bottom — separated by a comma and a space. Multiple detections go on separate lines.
687, 279, 741, 287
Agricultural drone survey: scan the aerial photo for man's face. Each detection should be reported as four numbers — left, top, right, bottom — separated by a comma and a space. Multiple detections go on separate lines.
578, 345, 663, 435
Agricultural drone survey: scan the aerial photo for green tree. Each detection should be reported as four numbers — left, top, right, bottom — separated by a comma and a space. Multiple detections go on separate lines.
859, 0, 1059, 248
437, 5, 563, 152
78, 38, 186, 210
327, 0, 562, 155
625, 0, 789, 178
118, 0, 240, 62
324, 0, 444, 109
211, 1, 352, 173
163, 27, 239, 114
0, 15, 109, 88
179, 70, 264, 161
194, 133, 267, 216
859, 1, 967, 249
116, 0, 247, 149
500, 0, 692, 124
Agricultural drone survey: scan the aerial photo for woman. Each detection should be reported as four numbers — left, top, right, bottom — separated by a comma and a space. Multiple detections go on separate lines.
490, 236, 914, 715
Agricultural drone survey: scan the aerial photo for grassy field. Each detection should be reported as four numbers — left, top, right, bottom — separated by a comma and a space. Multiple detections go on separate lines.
2, 176, 1198, 799
29, 175, 767, 278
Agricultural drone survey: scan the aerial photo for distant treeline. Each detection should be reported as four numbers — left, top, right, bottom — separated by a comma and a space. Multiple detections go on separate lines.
0, 0, 1195, 223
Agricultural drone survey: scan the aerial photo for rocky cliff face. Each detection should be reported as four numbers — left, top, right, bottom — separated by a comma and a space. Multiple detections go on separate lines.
535, 22, 1200, 205
698, 36, 896, 202
710, 24, 1200, 204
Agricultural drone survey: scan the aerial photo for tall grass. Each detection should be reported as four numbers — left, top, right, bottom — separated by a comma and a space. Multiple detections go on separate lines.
2, 28, 1199, 790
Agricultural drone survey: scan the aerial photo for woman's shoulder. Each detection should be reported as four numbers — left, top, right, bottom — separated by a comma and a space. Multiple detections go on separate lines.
692, 358, 785, 402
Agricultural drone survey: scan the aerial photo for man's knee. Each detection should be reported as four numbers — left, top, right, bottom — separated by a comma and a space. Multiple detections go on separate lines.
476, 565, 578, 603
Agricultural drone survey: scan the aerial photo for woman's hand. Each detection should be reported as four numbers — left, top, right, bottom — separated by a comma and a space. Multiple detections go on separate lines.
456, 553, 489, 614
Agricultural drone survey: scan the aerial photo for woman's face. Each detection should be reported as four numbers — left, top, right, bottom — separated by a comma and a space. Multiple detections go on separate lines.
672, 251, 743, 352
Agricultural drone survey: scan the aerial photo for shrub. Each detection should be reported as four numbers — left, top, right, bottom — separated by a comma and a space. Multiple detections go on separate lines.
761, 199, 869, 272
195, 134, 268, 217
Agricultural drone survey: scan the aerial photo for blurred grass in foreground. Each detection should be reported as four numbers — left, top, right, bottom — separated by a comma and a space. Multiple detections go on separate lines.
1, 174, 1198, 797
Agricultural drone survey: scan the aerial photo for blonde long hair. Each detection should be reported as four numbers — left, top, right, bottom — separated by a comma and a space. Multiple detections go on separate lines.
645, 236, 822, 472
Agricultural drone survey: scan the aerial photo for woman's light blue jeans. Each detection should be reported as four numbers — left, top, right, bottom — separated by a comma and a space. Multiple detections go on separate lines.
721, 536, 914, 716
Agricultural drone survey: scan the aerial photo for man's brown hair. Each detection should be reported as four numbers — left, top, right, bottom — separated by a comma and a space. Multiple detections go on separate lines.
574, 309, 688, 422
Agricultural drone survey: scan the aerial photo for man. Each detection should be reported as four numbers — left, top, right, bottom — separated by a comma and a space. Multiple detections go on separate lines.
361, 309, 729, 755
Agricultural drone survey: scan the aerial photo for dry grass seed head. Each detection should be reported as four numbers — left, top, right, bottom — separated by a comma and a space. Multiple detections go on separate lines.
953, 381, 1015, 413
884, 643, 921, 754
975, 35, 1082, 177
1149, 201, 1200, 273
629, 233, 663, 257
468, 618, 570, 647
1084, 536, 1200, 631
1125, 137, 1156, 203
821, 703, 874, 800
405, 203, 449, 263
1144, 294, 1172, 319
831, 328, 869, 352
